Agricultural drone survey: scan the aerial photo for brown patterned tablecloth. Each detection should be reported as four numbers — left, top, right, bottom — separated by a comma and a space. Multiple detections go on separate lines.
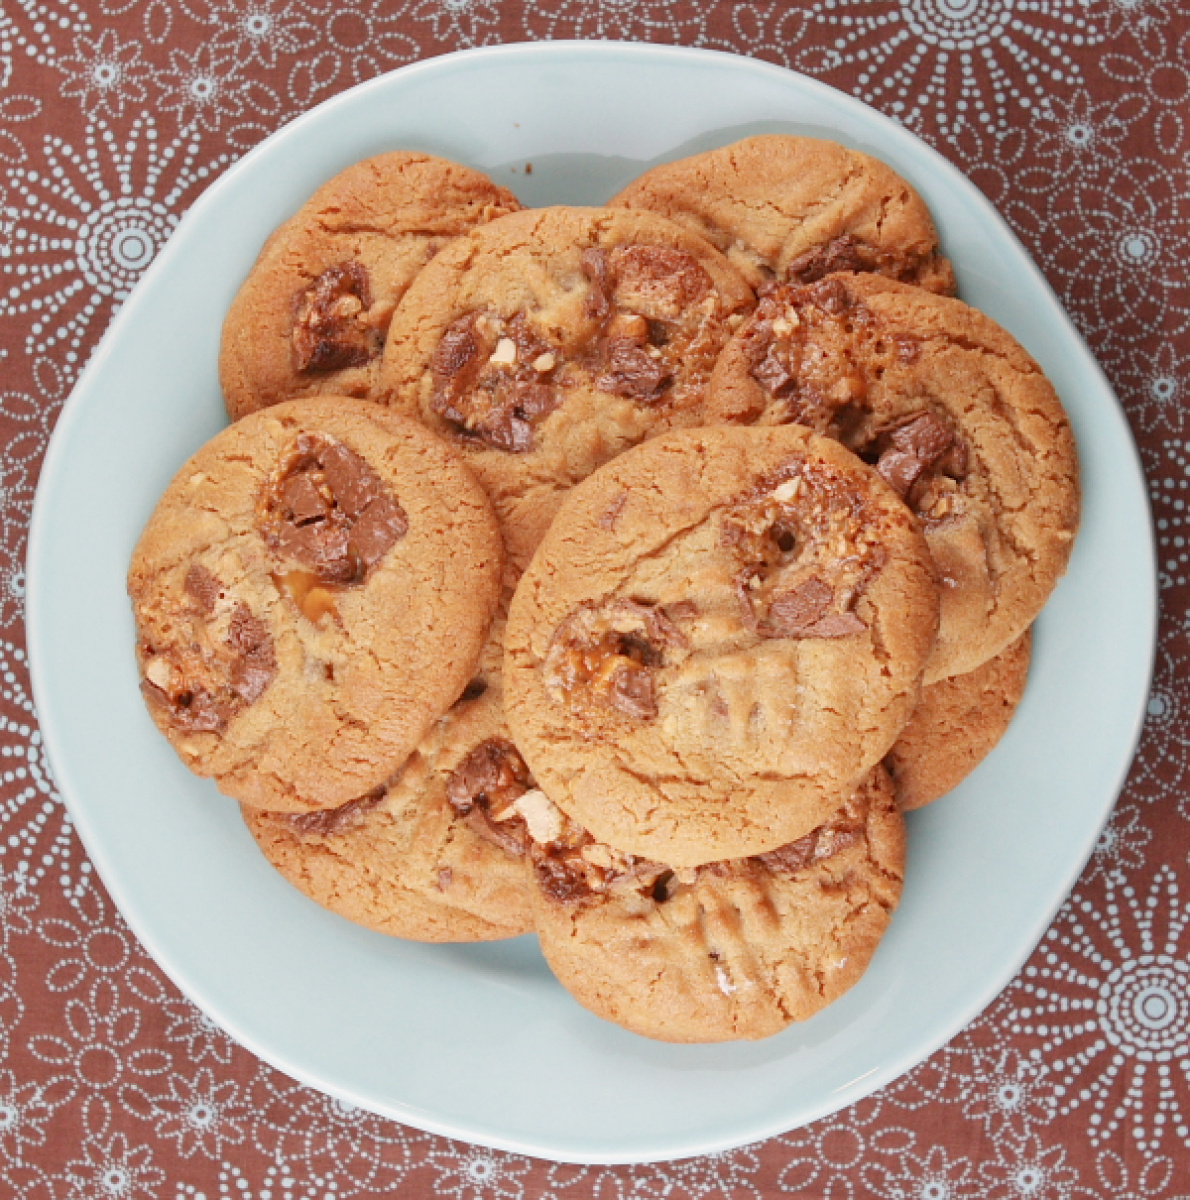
1, 1, 1188, 1195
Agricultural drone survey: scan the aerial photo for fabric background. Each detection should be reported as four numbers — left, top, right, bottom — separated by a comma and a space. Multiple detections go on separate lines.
0, 1, 1188, 1195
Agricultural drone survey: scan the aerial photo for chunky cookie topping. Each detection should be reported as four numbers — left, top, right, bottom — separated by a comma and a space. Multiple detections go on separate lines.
445, 737, 542, 857
259, 433, 408, 592
543, 600, 688, 720
741, 277, 970, 518
291, 263, 386, 373
722, 465, 883, 640
429, 311, 561, 452
533, 784, 869, 908
426, 241, 743, 454
581, 245, 726, 406
139, 564, 277, 734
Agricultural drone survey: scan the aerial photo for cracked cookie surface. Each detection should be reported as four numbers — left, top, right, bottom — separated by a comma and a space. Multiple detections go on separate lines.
610, 135, 954, 295
504, 425, 938, 867
220, 152, 521, 421
129, 396, 503, 812
378, 205, 755, 572
886, 628, 1031, 810
526, 765, 904, 1042
705, 272, 1079, 682
243, 614, 534, 941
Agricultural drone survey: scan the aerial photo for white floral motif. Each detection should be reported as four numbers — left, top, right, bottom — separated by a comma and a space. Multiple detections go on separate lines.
787, 0, 1100, 136
1002, 867, 1190, 1155
251, 1078, 410, 1192
286, 0, 418, 105
0, 1069, 64, 1160
1145, 439, 1190, 590
425, 1139, 533, 1200
201, 0, 319, 69
408, 0, 502, 48
0, 115, 229, 362
174, 1158, 339, 1198
27, 978, 170, 1103
155, 44, 279, 134
977, 1133, 1090, 1200
1085, 802, 1151, 885
1126, 640, 1190, 815
0, 641, 75, 892
64, 1131, 166, 1200
1047, 158, 1190, 354
136, 1067, 251, 1159
858, 1145, 975, 1200
522, 0, 706, 44
1115, 342, 1188, 435
958, 1047, 1054, 1140
38, 880, 140, 994
54, 30, 152, 119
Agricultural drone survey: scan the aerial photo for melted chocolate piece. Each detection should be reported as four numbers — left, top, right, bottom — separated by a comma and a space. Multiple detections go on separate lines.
292, 263, 382, 373
286, 788, 385, 837
445, 738, 534, 857
184, 563, 221, 613
786, 235, 868, 285
260, 433, 408, 586
607, 662, 658, 720
429, 312, 561, 454
140, 571, 277, 735
873, 412, 964, 499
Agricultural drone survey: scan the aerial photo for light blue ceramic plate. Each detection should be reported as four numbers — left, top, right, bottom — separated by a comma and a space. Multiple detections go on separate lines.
27, 43, 1155, 1164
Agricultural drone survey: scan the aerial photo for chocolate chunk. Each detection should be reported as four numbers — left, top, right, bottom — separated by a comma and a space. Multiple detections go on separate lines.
431, 312, 561, 454
800, 611, 866, 638
597, 339, 672, 400
141, 678, 227, 734
227, 604, 277, 703
261, 433, 408, 586
874, 412, 960, 498
286, 788, 385, 837
581, 247, 612, 320
806, 276, 852, 315
757, 830, 818, 875
291, 263, 381, 373
787, 235, 867, 285
431, 313, 486, 412
184, 564, 221, 613
607, 662, 658, 720
752, 339, 798, 399
445, 738, 532, 819
763, 577, 833, 637
534, 853, 593, 904
609, 244, 712, 314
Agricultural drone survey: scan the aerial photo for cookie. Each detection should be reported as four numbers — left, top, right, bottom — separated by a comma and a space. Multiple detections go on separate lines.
526, 765, 904, 1042
886, 629, 1031, 810
378, 205, 755, 572
610, 135, 954, 295
243, 617, 535, 941
129, 397, 503, 812
705, 273, 1079, 682
504, 425, 938, 867
220, 152, 521, 421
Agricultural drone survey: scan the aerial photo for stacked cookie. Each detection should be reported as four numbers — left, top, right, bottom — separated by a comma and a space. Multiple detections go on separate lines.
130, 141, 1079, 1042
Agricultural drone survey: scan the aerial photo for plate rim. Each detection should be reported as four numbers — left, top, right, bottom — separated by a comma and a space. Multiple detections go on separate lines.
25, 39, 1158, 1164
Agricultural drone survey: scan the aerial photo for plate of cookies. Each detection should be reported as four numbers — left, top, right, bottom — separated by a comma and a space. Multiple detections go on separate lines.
27, 42, 1155, 1163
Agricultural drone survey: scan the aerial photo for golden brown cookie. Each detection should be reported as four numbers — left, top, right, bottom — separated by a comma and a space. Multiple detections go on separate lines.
886, 629, 1031, 810
220, 152, 521, 421
705, 273, 1079, 682
610, 135, 954, 294
378, 205, 755, 572
243, 617, 535, 941
526, 765, 904, 1042
504, 425, 938, 867
129, 397, 503, 813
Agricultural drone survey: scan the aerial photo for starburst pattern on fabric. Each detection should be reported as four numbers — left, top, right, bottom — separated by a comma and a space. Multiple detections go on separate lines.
787, 0, 1102, 136
0, 115, 229, 361
1002, 866, 1190, 1155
